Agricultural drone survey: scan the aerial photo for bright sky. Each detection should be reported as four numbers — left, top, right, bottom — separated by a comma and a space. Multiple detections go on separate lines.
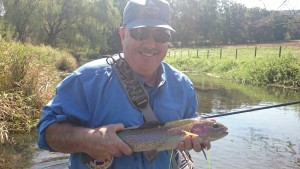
234, 0, 300, 10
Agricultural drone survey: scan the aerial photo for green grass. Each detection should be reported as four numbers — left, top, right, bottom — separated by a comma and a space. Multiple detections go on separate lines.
165, 47, 300, 89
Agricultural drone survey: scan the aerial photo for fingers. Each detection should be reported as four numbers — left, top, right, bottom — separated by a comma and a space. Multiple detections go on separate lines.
178, 135, 211, 153
177, 141, 185, 151
107, 123, 125, 132
184, 135, 193, 150
105, 124, 133, 156
202, 140, 211, 150
191, 136, 201, 152
86, 123, 133, 162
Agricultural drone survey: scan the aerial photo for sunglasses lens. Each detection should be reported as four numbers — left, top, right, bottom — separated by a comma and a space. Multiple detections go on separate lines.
129, 28, 170, 43
129, 29, 149, 41
153, 31, 170, 43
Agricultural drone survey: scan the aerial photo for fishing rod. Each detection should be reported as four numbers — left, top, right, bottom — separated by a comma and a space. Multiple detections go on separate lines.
202, 100, 300, 118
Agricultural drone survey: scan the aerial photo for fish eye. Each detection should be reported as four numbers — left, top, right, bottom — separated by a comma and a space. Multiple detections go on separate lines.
212, 123, 219, 128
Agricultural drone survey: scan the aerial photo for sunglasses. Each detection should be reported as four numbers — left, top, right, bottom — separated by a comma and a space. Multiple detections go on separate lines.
128, 28, 171, 43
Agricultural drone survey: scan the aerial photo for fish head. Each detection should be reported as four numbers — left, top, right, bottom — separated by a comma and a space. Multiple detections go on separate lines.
191, 119, 228, 141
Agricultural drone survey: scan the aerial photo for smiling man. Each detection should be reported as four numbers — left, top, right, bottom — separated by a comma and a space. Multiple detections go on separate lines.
37, 0, 211, 168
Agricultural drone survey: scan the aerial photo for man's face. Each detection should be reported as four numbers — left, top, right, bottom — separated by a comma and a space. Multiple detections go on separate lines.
120, 27, 170, 77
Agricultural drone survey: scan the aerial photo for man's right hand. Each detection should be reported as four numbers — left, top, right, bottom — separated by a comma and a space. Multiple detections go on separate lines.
84, 123, 133, 162
45, 123, 133, 162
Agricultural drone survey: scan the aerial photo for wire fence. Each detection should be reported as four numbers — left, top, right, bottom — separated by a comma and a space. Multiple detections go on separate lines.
167, 46, 300, 59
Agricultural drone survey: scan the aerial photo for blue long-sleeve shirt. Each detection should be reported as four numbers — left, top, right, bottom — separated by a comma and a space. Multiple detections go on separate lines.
37, 58, 198, 169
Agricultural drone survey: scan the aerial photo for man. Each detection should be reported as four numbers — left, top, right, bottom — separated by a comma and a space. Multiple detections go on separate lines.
37, 0, 211, 168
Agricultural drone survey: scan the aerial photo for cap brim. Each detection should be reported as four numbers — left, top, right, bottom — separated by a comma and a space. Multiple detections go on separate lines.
125, 19, 175, 32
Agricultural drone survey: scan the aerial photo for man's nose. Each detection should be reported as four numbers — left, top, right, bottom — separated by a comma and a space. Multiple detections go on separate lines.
142, 33, 156, 48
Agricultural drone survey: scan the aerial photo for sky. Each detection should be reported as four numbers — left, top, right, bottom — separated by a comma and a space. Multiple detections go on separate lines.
234, 0, 300, 10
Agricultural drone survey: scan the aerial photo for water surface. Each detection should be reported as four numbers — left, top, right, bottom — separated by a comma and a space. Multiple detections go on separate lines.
191, 74, 300, 169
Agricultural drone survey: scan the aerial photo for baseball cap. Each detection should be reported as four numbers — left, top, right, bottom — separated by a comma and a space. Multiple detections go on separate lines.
122, 0, 175, 32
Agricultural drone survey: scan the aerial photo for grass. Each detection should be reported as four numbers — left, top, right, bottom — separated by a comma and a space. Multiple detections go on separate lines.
165, 46, 300, 89
0, 40, 77, 143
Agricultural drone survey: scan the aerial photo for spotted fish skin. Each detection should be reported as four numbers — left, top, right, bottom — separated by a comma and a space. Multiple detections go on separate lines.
117, 117, 228, 152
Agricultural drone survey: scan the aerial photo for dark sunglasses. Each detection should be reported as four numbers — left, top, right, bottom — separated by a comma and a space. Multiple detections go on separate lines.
128, 28, 171, 43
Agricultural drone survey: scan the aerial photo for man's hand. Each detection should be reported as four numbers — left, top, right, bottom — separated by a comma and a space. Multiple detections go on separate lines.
177, 135, 211, 152
177, 118, 216, 152
84, 123, 133, 162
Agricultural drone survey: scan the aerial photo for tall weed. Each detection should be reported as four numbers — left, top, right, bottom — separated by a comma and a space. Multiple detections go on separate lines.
0, 40, 77, 143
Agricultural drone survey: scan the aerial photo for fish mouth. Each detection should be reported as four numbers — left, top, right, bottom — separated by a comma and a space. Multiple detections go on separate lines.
223, 128, 229, 135
218, 127, 229, 138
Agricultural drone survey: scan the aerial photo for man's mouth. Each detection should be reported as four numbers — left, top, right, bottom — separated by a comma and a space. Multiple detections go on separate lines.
139, 49, 159, 57
140, 52, 156, 57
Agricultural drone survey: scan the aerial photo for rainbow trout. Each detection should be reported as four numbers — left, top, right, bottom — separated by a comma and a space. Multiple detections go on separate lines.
82, 117, 228, 168
118, 117, 228, 152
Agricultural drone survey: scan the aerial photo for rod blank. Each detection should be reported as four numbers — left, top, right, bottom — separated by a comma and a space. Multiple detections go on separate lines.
202, 100, 300, 118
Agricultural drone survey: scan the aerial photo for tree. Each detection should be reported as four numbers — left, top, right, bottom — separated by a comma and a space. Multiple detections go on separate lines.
169, 0, 202, 47
218, 1, 247, 44
196, 0, 219, 45
3, 0, 40, 42
35, 0, 87, 46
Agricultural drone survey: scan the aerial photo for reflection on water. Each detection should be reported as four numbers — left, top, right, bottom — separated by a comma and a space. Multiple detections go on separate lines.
190, 74, 300, 169
1, 74, 300, 169
191, 109, 300, 169
191, 73, 300, 118
31, 148, 69, 169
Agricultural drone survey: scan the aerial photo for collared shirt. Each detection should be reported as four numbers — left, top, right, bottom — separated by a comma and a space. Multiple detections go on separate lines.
37, 58, 198, 169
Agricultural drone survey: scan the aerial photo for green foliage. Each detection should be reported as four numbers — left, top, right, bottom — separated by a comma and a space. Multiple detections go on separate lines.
2, 0, 121, 58
0, 40, 77, 143
2, 0, 299, 55
165, 47, 300, 89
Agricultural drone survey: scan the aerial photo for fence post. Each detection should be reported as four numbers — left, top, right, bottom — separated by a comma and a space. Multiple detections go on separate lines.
254, 47, 257, 58
188, 50, 190, 57
197, 50, 199, 57
207, 50, 209, 58
174, 51, 176, 57
180, 51, 182, 57
235, 49, 238, 59
219, 49, 222, 59
279, 46, 282, 57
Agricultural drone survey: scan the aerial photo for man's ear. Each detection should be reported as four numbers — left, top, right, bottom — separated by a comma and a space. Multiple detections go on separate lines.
119, 27, 125, 40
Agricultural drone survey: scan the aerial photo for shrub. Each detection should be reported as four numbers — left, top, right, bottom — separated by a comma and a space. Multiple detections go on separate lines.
0, 40, 77, 143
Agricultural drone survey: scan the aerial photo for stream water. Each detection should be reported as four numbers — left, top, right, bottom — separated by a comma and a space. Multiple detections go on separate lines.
1, 74, 299, 169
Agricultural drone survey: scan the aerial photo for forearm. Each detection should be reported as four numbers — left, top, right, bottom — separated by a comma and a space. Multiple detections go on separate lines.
44, 122, 133, 162
45, 122, 92, 153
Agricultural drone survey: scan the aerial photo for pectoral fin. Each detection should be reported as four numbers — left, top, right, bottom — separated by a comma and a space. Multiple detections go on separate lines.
143, 150, 158, 162
182, 130, 198, 137
202, 149, 207, 160
201, 144, 207, 160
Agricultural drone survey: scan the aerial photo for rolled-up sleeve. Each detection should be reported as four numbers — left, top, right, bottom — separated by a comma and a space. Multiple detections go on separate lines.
37, 72, 90, 151
37, 99, 68, 151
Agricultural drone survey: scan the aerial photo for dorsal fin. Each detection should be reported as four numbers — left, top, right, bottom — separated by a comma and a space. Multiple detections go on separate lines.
138, 121, 165, 129
164, 118, 197, 127
124, 121, 165, 131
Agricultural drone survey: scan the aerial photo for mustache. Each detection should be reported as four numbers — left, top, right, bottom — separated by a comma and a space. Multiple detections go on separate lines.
139, 47, 160, 54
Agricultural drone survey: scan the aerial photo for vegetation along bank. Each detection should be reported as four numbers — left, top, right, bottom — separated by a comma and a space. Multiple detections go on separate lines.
0, 40, 77, 144
165, 44, 300, 90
